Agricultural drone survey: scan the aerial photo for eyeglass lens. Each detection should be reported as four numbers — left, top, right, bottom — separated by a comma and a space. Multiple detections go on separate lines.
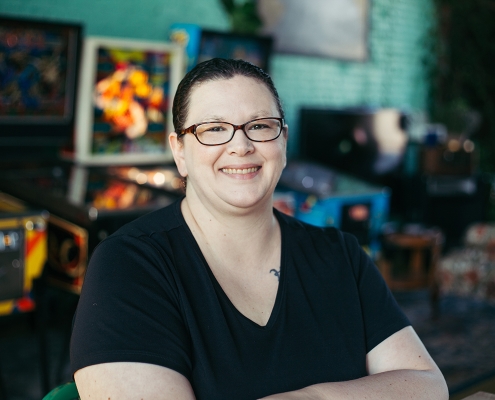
195, 118, 282, 145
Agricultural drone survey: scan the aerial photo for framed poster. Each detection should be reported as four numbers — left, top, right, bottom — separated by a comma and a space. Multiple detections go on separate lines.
74, 37, 184, 165
0, 16, 82, 148
258, 0, 370, 61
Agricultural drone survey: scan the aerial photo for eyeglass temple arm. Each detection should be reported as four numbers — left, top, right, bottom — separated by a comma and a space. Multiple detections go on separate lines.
179, 125, 196, 135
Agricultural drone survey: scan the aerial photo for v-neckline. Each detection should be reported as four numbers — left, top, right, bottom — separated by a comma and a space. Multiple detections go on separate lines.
176, 202, 287, 329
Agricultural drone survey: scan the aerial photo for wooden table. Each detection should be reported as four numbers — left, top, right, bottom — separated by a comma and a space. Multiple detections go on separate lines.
461, 392, 495, 399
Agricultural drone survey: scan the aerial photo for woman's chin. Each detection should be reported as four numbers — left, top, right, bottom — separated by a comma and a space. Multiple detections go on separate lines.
221, 192, 272, 212
186, 184, 273, 213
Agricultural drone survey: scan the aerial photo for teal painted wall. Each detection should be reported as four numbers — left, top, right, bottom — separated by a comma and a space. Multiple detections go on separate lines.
0, 0, 434, 156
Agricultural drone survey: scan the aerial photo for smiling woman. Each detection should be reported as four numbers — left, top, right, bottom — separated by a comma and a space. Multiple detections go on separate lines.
169, 73, 287, 214
70, 58, 448, 400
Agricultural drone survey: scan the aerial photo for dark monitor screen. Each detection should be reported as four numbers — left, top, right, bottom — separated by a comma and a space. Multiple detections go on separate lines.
299, 107, 409, 187
197, 30, 273, 73
0, 15, 82, 159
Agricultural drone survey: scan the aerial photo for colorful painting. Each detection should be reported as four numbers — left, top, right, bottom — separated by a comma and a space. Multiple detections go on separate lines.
91, 47, 172, 155
74, 37, 183, 165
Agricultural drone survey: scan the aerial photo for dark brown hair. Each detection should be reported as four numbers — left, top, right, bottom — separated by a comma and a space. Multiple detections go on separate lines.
172, 58, 285, 134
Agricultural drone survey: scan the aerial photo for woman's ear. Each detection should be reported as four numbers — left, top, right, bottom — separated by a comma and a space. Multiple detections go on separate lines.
282, 125, 289, 167
169, 132, 188, 177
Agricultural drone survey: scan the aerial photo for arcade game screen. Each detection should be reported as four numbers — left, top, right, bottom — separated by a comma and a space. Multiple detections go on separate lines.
0, 16, 81, 151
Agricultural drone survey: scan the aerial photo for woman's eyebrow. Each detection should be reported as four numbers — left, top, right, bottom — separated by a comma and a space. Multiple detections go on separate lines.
197, 115, 225, 122
249, 111, 276, 119
197, 111, 276, 123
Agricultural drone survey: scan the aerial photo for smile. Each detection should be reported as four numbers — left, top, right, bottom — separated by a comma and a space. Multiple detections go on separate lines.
221, 167, 260, 175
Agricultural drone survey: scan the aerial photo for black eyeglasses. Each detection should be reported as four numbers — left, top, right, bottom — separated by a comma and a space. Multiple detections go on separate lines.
178, 117, 284, 146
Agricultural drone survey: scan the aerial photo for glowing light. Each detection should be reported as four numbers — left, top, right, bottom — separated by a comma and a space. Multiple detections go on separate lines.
136, 173, 148, 184
153, 172, 166, 186
127, 167, 139, 180
447, 139, 461, 152
302, 176, 314, 188
463, 140, 475, 153
349, 205, 369, 221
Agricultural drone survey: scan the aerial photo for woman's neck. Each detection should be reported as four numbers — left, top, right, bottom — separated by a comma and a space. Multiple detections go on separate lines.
180, 192, 280, 273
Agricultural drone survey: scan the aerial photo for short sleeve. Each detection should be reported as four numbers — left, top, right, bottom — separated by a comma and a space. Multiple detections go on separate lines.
70, 233, 192, 380
341, 232, 410, 353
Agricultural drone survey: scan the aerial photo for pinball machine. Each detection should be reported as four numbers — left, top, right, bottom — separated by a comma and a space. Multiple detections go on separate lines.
0, 164, 183, 293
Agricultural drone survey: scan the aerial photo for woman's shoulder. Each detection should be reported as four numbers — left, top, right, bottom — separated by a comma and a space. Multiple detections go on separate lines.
89, 199, 185, 261
86, 199, 187, 278
111, 198, 184, 240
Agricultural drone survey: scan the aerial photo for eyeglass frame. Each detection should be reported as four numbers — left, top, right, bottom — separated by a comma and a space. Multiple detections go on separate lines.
177, 117, 285, 146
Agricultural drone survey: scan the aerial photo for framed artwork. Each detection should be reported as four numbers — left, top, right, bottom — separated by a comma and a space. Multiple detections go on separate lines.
0, 16, 82, 148
74, 37, 184, 165
257, 0, 370, 61
198, 29, 273, 72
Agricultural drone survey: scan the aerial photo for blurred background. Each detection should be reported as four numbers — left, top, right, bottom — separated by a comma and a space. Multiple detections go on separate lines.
1, 0, 495, 399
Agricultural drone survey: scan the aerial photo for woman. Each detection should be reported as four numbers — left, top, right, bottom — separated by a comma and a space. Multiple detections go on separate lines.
71, 58, 448, 399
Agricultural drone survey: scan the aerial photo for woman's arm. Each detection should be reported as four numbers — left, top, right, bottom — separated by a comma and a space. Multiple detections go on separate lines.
260, 326, 448, 400
74, 362, 196, 400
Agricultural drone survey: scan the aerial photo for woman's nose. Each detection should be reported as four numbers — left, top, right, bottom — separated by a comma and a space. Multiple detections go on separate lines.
226, 128, 254, 155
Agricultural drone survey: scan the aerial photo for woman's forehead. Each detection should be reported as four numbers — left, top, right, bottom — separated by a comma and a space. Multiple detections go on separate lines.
190, 75, 267, 95
186, 76, 278, 121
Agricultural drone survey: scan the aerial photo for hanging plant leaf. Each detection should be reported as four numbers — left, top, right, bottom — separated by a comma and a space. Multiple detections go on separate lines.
219, 0, 235, 14
219, 0, 262, 35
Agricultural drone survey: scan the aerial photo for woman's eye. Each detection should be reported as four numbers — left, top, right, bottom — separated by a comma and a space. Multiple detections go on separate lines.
250, 124, 269, 130
206, 125, 226, 132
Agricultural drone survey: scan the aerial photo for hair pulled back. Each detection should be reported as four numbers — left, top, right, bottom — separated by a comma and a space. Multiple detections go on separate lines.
172, 58, 284, 133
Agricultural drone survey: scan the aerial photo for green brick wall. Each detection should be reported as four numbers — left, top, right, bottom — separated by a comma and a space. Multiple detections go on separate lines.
0, 0, 434, 156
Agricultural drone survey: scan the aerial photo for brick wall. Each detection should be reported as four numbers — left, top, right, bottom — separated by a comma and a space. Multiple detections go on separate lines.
0, 0, 434, 156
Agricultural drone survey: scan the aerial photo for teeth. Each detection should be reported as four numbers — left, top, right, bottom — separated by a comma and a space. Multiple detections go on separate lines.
222, 167, 259, 174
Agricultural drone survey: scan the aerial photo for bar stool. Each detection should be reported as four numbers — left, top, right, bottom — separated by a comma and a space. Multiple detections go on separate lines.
377, 229, 444, 313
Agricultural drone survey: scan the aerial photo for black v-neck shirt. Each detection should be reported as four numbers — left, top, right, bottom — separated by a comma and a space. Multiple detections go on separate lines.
70, 198, 410, 399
